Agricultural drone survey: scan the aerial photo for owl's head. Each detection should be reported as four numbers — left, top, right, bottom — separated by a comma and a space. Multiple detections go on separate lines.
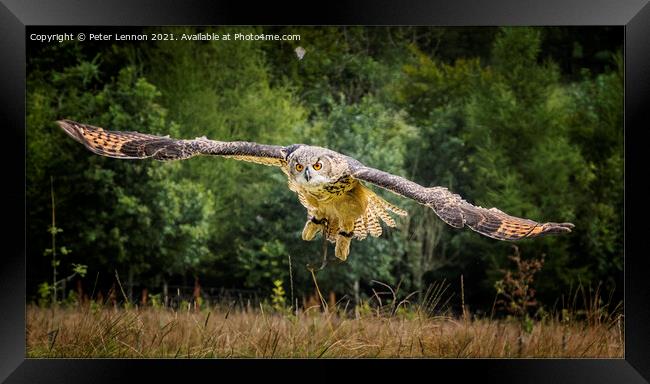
287, 146, 337, 187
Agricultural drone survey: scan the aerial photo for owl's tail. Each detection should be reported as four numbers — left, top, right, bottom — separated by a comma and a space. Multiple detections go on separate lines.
353, 185, 407, 240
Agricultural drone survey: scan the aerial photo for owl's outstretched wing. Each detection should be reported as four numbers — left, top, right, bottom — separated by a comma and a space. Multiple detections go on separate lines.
57, 119, 288, 167
348, 160, 574, 241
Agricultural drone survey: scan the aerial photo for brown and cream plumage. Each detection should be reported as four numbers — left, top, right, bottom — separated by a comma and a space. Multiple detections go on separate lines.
57, 119, 575, 261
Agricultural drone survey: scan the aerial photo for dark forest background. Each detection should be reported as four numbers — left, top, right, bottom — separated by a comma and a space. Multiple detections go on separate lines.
26, 26, 623, 314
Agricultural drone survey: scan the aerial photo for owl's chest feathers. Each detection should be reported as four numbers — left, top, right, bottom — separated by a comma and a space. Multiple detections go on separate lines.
296, 177, 367, 219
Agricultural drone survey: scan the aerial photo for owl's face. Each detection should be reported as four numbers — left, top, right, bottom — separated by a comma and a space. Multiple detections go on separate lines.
287, 149, 335, 187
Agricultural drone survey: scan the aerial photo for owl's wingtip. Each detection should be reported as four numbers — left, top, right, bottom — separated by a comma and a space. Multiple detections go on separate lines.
56, 119, 77, 130
56, 119, 87, 144
56, 118, 78, 128
541, 222, 575, 235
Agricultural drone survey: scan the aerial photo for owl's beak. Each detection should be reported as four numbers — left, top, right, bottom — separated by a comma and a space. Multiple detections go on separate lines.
304, 168, 311, 182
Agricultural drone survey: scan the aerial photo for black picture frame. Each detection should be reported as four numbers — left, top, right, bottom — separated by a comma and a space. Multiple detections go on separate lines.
2, 0, 649, 382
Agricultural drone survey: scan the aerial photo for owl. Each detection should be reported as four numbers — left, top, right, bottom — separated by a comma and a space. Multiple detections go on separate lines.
57, 119, 575, 261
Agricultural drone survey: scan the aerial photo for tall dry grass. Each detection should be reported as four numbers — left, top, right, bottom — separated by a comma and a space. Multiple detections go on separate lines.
26, 302, 623, 358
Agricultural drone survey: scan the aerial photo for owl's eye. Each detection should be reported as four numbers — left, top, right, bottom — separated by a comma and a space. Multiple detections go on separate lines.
312, 162, 322, 171
295, 163, 304, 172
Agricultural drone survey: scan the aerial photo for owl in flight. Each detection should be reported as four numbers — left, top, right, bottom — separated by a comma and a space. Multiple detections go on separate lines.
58, 119, 574, 262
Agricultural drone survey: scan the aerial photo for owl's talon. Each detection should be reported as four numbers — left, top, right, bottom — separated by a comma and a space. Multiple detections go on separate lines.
306, 250, 329, 271
306, 260, 328, 271
306, 219, 331, 271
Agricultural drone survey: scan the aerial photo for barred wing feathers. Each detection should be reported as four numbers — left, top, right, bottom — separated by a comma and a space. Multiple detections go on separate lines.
349, 161, 574, 241
57, 119, 288, 167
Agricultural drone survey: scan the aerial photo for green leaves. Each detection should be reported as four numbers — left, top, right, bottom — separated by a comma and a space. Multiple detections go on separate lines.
51, 54, 101, 87
37, 282, 52, 306
71, 263, 88, 278
47, 225, 63, 235
271, 279, 287, 311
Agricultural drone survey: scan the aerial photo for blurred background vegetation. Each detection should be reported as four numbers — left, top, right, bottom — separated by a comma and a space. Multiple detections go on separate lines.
26, 26, 623, 315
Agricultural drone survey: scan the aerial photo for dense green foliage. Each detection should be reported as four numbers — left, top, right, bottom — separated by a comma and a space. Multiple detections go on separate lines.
27, 27, 623, 312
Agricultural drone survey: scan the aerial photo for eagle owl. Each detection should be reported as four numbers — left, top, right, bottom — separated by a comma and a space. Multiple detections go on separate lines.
57, 120, 574, 261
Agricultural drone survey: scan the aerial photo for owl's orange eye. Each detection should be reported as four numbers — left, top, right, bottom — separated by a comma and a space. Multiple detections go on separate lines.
312, 162, 322, 171
295, 163, 304, 172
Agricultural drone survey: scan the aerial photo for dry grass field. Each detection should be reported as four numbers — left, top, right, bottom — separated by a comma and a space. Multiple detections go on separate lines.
26, 302, 623, 358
